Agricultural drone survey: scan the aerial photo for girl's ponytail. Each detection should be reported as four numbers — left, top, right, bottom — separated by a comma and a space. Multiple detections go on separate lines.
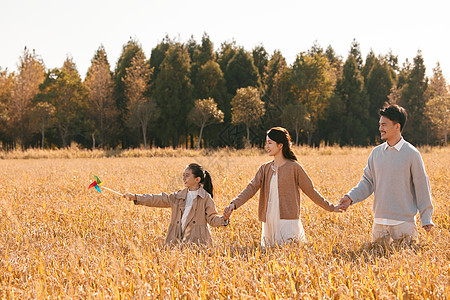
187, 163, 214, 198
203, 170, 213, 198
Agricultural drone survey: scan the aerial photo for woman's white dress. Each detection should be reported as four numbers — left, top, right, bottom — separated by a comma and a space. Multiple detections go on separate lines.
261, 172, 306, 247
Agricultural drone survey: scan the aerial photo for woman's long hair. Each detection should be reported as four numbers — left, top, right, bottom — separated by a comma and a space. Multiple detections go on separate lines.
267, 127, 297, 161
187, 163, 213, 198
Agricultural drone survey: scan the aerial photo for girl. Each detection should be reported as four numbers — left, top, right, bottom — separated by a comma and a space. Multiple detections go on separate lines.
223, 127, 343, 247
123, 163, 229, 246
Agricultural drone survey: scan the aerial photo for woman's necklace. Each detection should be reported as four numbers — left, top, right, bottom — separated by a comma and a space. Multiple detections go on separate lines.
271, 163, 277, 174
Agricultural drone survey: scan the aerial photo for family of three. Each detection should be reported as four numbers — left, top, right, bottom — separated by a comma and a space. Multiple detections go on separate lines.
123, 104, 434, 247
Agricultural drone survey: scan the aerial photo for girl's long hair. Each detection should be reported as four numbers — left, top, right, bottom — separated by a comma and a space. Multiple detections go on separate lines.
187, 163, 213, 198
267, 127, 298, 161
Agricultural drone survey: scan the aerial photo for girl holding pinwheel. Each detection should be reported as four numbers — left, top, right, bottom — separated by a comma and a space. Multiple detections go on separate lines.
123, 163, 229, 246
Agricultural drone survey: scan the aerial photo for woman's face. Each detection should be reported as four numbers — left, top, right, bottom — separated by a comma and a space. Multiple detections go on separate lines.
265, 136, 283, 157
183, 168, 201, 190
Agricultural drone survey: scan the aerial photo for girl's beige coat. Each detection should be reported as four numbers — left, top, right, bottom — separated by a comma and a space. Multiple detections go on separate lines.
135, 187, 227, 245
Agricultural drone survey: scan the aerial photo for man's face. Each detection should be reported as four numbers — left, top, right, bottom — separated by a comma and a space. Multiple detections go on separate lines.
379, 116, 400, 141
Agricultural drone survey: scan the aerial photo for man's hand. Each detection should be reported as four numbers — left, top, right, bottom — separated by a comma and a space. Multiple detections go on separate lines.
423, 224, 434, 232
223, 203, 235, 220
338, 195, 352, 211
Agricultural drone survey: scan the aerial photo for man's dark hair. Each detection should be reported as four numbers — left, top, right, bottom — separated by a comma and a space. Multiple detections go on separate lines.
379, 104, 408, 132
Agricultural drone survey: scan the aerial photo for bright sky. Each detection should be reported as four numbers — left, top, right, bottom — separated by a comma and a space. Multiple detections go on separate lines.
1, 0, 449, 81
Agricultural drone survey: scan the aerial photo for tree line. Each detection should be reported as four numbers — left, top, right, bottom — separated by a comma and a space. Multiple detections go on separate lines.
0, 34, 448, 150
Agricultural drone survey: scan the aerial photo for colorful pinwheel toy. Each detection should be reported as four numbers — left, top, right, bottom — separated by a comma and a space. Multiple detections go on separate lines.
88, 175, 123, 196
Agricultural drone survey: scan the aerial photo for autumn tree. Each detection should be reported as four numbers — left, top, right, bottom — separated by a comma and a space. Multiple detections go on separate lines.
29, 102, 55, 149
123, 50, 158, 148
290, 52, 335, 145
189, 98, 224, 149
9, 47, 45, 148
0, 68, 14, 147
425, 63, 449, 144
231, 86, 265, 148
84, 46, 118, 148
37, 58, 88, 147
281, 102, 308, 145
263, 50, 293, 126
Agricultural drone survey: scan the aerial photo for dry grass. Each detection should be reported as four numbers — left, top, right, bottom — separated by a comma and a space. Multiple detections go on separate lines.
0, 148, 449, 298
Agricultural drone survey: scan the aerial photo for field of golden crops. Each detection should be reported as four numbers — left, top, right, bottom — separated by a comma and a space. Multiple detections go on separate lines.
0, 147, 449, 298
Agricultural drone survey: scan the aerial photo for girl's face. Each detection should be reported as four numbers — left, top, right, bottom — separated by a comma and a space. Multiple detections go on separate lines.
183, 168, 201, 190
265, 136, 283, 157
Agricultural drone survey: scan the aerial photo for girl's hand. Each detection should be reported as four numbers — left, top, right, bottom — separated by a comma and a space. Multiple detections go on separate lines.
123, 193, 136, 201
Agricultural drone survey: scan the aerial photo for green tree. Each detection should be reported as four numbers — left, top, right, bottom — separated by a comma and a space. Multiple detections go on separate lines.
216, 40, 237, 74
231, 86, 265, 148
123, 50, 158, 148
366, 57, 395, 142
290, 52, 335, 145
399, 51, 428, 145
361, 50, 376, 82
194, 61, 228, 119
85, 46, 118, 148
153, 43, 193, 147
9, 47, 45, 148
224, 47, 261, 95
149, 35, 173, 82
113, 38, 144, 146
335, 55, 370, 145
252, 44, 269, 83
189, 98, 224, 149
349, 39, 363, 70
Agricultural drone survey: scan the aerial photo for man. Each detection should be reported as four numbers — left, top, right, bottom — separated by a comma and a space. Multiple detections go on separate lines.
339, 104, 434, 244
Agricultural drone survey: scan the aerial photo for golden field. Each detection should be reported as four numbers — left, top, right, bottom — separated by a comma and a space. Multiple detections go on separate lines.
0, 147, 449, 299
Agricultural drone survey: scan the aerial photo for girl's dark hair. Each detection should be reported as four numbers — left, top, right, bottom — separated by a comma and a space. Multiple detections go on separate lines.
267, 127, 298, 161
187, 163, 213, 198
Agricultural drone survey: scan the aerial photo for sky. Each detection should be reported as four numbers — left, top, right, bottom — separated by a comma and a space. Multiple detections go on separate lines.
1, 0, 449, 81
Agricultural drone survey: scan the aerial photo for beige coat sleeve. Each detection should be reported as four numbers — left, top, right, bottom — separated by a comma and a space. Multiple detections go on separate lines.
231, 165, 264, 209
205, 197, 227, 227
135, 192, 176, 208
296, 164, 335, 212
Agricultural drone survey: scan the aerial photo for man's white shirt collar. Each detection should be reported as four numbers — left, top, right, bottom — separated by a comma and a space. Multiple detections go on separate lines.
384, 137, 405, 151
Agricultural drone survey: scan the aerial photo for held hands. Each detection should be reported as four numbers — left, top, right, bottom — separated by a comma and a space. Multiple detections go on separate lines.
422, 224, 434, 232
223, 203, 235, 220
338, 195, 352, 212
123, 193, 137, 201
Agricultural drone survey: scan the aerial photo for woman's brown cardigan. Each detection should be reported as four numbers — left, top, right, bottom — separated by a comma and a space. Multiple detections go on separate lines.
231, 160, 335, 222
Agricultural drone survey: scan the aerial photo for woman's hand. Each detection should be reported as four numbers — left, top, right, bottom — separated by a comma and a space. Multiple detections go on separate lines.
223, 203, 235, 220
331, 203, 345, 213
123, 193, 136, 201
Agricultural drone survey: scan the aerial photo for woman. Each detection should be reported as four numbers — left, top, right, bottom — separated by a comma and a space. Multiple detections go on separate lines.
223, 127, 343, 247
123, 163, 229, 246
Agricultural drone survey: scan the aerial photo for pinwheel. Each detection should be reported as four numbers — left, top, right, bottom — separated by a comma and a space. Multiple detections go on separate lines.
88, 175, 123, 196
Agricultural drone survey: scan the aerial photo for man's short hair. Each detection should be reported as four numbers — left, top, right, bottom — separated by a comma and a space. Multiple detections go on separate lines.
379, 104, 408, 132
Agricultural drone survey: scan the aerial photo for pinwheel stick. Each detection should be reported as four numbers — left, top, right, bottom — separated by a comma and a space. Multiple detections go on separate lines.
101, 186, 123, 196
